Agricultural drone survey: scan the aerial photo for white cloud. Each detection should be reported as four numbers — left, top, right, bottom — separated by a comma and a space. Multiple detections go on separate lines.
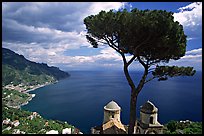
2, 2, 126, 70
173, 2, 202, 28
168, 48, 202, 71
187, 37, 197, 41
87, 2, 125, 15
2, 2, 202, 71
185, 48, 202, 55
95, 47, 121, 61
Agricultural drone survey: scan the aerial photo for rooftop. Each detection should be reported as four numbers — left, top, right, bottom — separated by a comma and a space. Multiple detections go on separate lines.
104, 100, 121, 111
140, 100, 158, 114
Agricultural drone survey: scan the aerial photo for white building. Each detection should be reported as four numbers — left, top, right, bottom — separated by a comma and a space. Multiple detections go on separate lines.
91, 100, 127, 134
91, 100, 163, 134
2, 118, 10, 125
12, 129, 20, 134
62, 128, 72, 134
134, 100, 163, 134
12, 120, 20, 127
46, 130, 59, 134
27, 115, 34, 120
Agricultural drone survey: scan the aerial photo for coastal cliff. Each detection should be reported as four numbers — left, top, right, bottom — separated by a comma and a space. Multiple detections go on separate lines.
2, 48, 82, 134
2, 47, 70, 87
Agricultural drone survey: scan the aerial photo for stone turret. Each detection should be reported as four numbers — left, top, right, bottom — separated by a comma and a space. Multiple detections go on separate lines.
103, 100, 121, 124
140, 100, 159, 125
134, 100, 163, 134
91, 100, 127, 134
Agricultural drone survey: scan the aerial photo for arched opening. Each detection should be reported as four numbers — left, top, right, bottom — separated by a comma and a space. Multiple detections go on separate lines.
112, 115, 114, 118
150, 116, 153, 124
136, 128, 140, 134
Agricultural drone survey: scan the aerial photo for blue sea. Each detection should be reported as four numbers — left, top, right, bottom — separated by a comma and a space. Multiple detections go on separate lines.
22, 71, 202, 134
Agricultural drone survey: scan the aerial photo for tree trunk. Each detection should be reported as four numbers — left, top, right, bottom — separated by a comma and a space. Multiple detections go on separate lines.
128, 89, 137, 134
123, 65, 137, 134
124, 66, 148, 134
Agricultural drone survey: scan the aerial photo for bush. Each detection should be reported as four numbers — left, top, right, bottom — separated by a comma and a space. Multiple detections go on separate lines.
167, 120, 178, 132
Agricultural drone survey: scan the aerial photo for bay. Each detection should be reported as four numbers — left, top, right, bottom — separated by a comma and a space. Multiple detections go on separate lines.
22, 71, 202, 134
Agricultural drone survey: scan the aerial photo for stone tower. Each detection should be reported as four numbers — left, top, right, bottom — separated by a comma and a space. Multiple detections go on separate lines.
134, 100, 163, 134
91, 100, 127, 134
103, 100, 121, 124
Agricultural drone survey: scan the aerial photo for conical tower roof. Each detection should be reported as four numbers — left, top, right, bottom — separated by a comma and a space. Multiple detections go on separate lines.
140, 100, 158, 114
104, 100, 121, 111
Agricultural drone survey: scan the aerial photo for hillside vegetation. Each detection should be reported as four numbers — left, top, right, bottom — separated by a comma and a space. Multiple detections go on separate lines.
2, 48, 69, 86
2, 48, 82, 134
2, 104, 78, 134
164, 120, 202, 134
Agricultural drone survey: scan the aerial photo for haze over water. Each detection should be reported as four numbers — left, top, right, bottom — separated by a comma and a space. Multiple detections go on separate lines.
22, 71, 202, 134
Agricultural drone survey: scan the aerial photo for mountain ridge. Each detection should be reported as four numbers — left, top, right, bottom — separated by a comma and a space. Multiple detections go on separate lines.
2, 47, 70, 86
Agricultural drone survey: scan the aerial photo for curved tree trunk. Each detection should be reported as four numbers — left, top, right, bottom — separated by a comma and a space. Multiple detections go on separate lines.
124, 65, 148, 134
123, 65, 137, 134
128, 89, 137, 134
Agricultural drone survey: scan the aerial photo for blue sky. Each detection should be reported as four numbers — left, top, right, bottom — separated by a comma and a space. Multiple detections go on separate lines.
2, 2, 202, 71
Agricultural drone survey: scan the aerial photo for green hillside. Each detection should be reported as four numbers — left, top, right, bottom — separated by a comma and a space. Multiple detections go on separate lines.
164, 120, 202, 134
2, 48, 81, 134
2, 104, 78, 134
2, 48, 70, 86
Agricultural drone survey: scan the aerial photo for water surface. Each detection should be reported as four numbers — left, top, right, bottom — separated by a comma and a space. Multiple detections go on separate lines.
22, 71, 202, 133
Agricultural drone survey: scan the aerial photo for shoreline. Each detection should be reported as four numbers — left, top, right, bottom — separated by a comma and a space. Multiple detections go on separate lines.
20, 81, 58, 108
19, 94, 36, 108
25, 81, 58, 93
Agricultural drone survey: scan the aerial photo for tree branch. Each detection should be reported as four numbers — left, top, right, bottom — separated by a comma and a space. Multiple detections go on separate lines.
121, 52, 127, 65
148, 67, 156, 73
136, 66, 148, 94
144, 76, 157, 84
137, 56, 147, 69
127, 55, 137, 66
103, 36, 121, 54
97, 39, 108, 44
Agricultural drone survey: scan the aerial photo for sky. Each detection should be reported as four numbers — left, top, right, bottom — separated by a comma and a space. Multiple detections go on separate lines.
2, 2, 202, 71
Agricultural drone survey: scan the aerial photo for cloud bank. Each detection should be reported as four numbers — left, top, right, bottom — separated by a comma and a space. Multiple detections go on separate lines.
2, 2, 202, 71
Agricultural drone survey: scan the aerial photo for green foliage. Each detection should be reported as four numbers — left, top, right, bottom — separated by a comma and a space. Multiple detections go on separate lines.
84, 8, 187, 63
2, 89, 31, 108
166, 120, 178, 132
2, 48, 70, 86
2, 105, 76, 134
164, 120, 202, 134
152, 65, 196, 81
1, 48, 75, 134
84, 8, 196, 134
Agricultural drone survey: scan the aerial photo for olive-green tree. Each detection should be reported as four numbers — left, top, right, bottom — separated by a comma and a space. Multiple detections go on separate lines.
84, 9, 196, 134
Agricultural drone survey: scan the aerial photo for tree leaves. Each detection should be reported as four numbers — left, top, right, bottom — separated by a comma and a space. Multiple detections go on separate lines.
84, 8, 187, 64
152, 66, 196, 81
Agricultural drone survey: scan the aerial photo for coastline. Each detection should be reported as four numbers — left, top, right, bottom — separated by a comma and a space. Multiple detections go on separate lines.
20, 81, 58, 108
19, 94, 36, 108
25, 80, 58, 93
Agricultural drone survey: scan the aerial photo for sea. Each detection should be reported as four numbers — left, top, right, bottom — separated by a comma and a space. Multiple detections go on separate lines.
22, 71, 202, 134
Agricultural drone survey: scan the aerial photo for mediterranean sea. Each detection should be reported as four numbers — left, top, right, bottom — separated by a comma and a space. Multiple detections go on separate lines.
22, 71, 202, 134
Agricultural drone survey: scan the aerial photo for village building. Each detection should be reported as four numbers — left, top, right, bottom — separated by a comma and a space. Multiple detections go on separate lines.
46, 130, 59, 134
91, 100, 163, 134
62, 128, 72, 134
12, 129, 21, 134
2, 118, 11, 125
4, 126, 12, 131
12, 120, 20, 127
134, 100, 163, 134
44, 121, 49, 126
27, 115, 34, 120
32, 112, 38, 117
91, 100, 127, 134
